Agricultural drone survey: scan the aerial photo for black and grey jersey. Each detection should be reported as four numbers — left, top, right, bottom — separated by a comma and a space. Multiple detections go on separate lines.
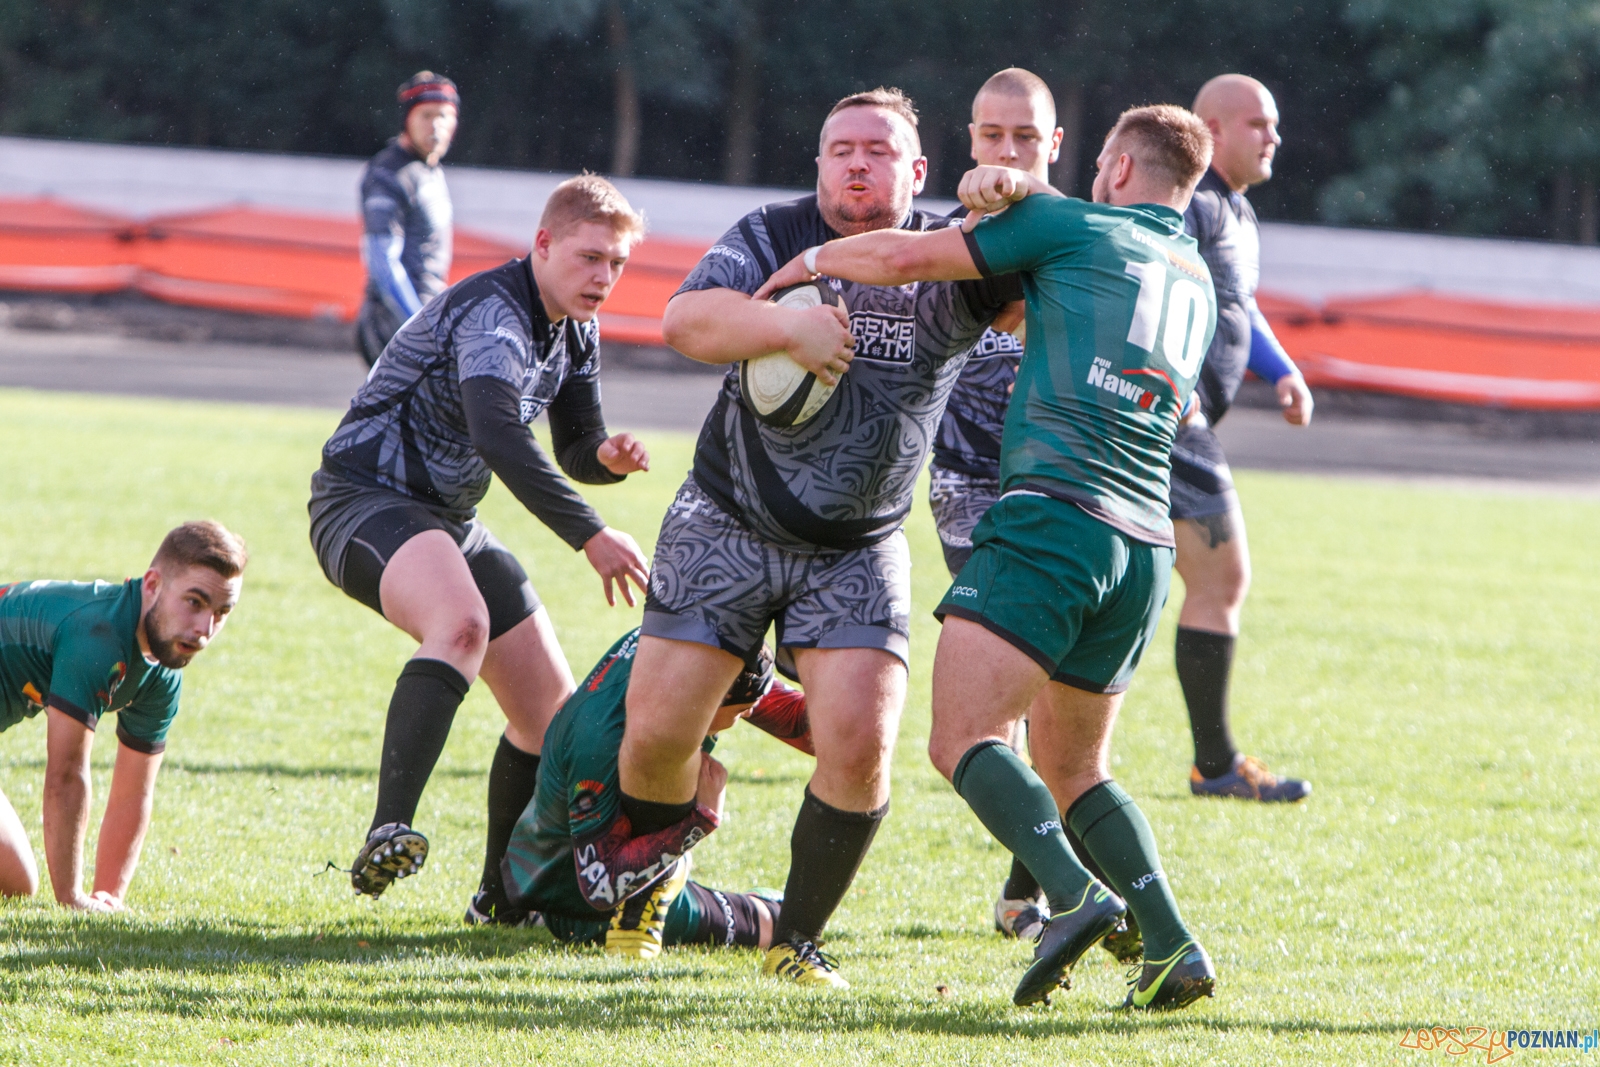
361, 139, 453, 309
1183, 169, 1263, 425
321, 256, 616, 548
676, 195, 1014, 552
930, 326, 1022, 479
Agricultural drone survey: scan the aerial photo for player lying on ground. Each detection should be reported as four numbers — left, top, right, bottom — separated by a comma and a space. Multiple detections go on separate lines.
0, 522, 246, 910
502, 629, 812, 956
933, 67, 1138, 962
309, 175, 653, 911
620, 87, 1021, 988
1174, 74, 1313, 803
755, 105, 1221, 1011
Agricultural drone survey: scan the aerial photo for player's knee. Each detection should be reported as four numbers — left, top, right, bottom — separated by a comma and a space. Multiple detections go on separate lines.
927, 728, 967, 782
0, 859, 38, 898
441, 611, 490, 658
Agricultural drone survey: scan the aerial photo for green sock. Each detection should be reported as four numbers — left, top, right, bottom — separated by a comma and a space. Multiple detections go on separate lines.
1066, 780, 1193, 960
953, 741, 1095, 914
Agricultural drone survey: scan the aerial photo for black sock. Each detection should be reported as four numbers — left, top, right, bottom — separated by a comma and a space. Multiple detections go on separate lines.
476, 735, 541, 908
620, 791, 695, 836
1003, 856, 1041, 901
370, 658, 470, 833
771, 788, 888, 945
1176, 627, 1238, 779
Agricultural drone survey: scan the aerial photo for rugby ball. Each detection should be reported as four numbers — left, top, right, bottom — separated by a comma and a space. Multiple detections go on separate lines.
739, 280, 844, 428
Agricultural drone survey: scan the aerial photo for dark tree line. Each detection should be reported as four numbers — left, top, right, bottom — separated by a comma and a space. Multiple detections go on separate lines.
0, 0, 1593, 241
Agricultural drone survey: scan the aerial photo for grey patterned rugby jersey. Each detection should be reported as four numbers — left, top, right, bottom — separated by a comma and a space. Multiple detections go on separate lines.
323, 256, 599, 517
930, 327, 1022, 479
676, 195, 1015, 552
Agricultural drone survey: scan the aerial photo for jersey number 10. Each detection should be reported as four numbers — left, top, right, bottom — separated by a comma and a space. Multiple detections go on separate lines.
1124, 260, 1208, 378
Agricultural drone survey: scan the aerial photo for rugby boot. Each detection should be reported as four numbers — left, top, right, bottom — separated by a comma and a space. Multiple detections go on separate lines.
1100, 911, 1144, 964
604, 855, 691, 960
994, 886, 1048, 942
1123, 941, 1216, 1011
351, 822, 428, 898
1190, 755, 1310, 802
762, 935, 850, 989
464, 887, 542, 928
1013, 881, 1126, 1007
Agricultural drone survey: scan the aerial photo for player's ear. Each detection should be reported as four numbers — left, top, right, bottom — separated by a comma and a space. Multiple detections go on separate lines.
141, 567, 163, 604
532, 228, 554, 260
911, 155, 929, 195
969, 123, 980, 162
1049, 127, 1064, 166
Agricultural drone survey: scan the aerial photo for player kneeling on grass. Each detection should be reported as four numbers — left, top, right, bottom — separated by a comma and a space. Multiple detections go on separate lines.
756, 106, 1221, 1011
0, 521, 246, 911
500, 629, 812, 957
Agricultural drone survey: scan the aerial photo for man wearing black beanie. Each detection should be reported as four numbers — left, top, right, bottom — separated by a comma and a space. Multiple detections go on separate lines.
356, 71, 461, 367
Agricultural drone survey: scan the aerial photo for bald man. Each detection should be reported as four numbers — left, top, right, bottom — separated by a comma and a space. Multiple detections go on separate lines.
1175, 74, 1312, 803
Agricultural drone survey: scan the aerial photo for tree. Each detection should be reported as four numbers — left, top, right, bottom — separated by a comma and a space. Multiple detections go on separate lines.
1322, 0, 1600, 241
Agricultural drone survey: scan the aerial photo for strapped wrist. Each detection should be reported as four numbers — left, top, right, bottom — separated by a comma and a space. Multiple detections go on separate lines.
803, 245, 822, 275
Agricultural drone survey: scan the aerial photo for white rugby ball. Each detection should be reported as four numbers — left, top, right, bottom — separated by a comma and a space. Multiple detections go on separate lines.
740, 280, 844, 428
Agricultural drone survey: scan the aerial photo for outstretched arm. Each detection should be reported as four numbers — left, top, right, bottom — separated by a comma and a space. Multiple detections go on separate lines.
42, 709, 116, 912
91, 741, 163, 907
753, 226, 982, 299
662, 289, 857, 386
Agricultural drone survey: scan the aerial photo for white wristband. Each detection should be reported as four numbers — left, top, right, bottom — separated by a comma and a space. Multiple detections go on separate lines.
803, 245, 822, 276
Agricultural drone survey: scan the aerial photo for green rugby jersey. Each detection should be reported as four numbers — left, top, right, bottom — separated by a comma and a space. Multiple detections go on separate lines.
963, 194, 1217, 546
502, 629, 667, 920
0, 579, 182, 753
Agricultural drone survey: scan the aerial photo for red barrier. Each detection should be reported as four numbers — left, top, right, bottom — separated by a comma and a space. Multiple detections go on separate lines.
1260, 289, 1600, 410
4, 196, 1599, 408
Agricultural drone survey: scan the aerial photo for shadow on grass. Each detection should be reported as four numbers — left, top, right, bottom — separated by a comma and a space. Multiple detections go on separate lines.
0, 917, 1427, 1040
165, 761, 482, 780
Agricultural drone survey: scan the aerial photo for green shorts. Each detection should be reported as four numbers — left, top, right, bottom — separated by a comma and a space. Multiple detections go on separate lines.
935, 491, 1174, 694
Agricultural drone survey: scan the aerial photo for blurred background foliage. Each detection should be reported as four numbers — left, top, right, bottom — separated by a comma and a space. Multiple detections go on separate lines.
0, 0, 1594, 240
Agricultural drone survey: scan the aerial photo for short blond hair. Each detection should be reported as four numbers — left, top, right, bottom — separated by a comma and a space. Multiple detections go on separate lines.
539, 173, 646, 242
973, 68, 1056, 126
1107, 105, 1213, 189
152, 521, 248, 579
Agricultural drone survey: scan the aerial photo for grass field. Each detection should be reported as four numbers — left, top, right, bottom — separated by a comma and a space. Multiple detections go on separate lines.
0, 387, 1595, 1066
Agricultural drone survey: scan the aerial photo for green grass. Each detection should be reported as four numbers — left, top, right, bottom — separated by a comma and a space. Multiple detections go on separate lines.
0, 387, 1595, 1066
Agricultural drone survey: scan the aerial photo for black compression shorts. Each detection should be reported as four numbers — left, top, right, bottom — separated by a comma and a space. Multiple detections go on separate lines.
1169, 423, 1239, 521
338, 503, 541, 640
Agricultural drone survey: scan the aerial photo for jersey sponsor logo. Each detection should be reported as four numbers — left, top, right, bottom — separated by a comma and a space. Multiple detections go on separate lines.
971, 329, 1023, 359
950, 585, 978, 598
1129, 228, 1208, 280
572, 780, 606, 815
707, 244, 749, 266
101, 661, 127, 710
1087, 357, 1162, 411
518, 395, 549, 424
1033, 819, 1062, 836
1131, 870, 1165, 891
850, 312, 916, 364
492, 326, 529, 362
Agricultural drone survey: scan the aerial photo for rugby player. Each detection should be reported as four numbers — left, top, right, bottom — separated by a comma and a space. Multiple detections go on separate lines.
619, 88, 1019, 987
357, 71, 460, 367
757, 105, 1220, 1009
1177, 74, 1313, 803
310, 175, 653, 912
0, 522, 246, 910
502, 629, 812, 956
934, 69, 1137, 961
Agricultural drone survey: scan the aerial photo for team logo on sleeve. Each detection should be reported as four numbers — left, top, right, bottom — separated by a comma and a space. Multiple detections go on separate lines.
572, 780, 607, 815
851, 312, 916, 364
21, 682, 43, 709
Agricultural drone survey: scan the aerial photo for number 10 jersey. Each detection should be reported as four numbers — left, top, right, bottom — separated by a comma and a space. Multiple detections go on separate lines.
962, 195, 1217, 548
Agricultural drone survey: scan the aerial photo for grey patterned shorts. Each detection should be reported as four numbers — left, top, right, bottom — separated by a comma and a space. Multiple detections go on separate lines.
642, 477, 911, 666
928, 465, 1001, 577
